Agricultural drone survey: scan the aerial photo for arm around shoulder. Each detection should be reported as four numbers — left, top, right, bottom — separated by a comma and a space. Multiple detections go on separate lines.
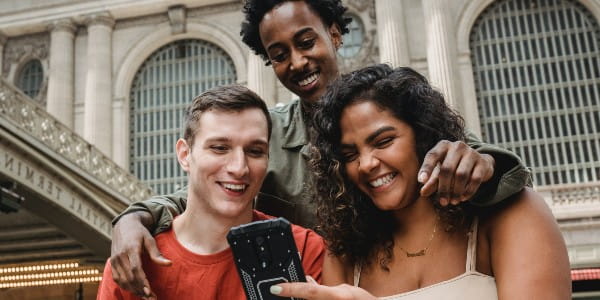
113, 187, 188, 235
485, 188, 571, 299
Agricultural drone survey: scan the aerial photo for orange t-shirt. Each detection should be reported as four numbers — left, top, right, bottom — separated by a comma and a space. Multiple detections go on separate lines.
97, 210, 324, 300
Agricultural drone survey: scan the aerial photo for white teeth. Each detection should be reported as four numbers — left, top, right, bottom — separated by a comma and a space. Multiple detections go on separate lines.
369, 173, 396, 188
223, 183, 246, 192
298, 73, 319, 86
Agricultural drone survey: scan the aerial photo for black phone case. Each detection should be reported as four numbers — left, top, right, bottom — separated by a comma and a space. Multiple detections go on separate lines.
227, 218, 306, 300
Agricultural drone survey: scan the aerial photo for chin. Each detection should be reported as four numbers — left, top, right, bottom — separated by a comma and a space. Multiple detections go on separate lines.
217, 202, 252, 218
372, 201, 400, 211
372, 197, 407, 211
376, 205, 401, 211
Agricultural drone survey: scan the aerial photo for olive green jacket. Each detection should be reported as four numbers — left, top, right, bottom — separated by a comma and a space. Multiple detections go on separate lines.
114, 100, 532, 234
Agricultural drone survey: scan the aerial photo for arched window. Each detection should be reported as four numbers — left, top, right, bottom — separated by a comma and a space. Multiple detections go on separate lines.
17, 59, 44, 98
129, 39, 237, 194
470, 0, 600, 186
339, 14, 365, 58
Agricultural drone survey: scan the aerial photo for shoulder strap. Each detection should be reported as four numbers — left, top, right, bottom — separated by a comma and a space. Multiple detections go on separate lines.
353, 264, 361, 287
465, 217, 479, 272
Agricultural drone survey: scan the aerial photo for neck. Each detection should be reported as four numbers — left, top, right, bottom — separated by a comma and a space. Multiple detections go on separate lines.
173, 194, 253, 255
393, 195, 439, 237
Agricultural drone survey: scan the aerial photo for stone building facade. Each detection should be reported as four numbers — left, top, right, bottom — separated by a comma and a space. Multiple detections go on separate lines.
0, 0, 599, 298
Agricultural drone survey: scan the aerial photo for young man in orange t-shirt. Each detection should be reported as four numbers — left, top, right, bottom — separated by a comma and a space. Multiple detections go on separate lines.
97, 85, 324, 300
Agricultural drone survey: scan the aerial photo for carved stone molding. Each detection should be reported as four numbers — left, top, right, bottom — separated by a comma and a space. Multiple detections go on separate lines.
549, 185, 600, 207
0, 78, 153, 203
338, 0, 379, 73
168, 5, 187, 34
114, 14, 168, 30
346, 0, 371, 11
84, 13, 115, 28
47, 18, 77, 34
186, 1, 242, 18
2, 33, 49, 75
538, 183, 600, 219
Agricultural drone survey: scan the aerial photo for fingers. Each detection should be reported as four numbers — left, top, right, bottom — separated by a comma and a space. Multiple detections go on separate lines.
127, 249, 150, 297
271, 282, 322, 299
421, 140, 497, 206
461, 154, 495, 200
450, 150, 477, 204
109, 214, 161, 298
145, 235, 172, 266
418, 141, 449, 185
272, 283, 375, 300
420, 163, 440, 198
130, 234, 173, 298
271, 282, 349, 300
110, 250, 146, 297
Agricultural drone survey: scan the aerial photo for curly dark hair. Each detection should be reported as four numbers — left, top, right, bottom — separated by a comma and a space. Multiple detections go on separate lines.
240, 0, 351, 65
310, 64, 468, 270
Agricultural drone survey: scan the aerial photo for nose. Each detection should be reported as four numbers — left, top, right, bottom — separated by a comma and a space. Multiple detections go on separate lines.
289, 49, 308, 71
226, 149, 249, 178
358, 151, 380, 175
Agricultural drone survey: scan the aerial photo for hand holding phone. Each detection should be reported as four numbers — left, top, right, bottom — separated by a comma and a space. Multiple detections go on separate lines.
227, 218, 306, 300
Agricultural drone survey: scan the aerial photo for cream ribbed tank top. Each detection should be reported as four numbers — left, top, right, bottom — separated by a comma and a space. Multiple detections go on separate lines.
353, 218, 498, 300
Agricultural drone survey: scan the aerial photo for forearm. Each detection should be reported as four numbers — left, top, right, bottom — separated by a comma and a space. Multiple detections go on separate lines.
112, 187, 188, 235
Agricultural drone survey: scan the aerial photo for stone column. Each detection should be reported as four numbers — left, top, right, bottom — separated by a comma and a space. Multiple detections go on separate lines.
422, 0, 462, 110
375, 0, 410, 67
83, 14, 114, 156
0, 32, 7, 78
247, 52, 277, 107
47, 19, 76, 128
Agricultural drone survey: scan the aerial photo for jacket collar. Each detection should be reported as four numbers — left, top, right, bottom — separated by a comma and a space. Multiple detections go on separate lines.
282, 100, 309, 149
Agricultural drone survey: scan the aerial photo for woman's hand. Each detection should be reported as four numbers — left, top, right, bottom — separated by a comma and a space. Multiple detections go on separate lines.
270, 277, 376, 300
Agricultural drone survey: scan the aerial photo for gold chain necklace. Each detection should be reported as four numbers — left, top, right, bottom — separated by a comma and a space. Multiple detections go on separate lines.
398, 218, 439, 258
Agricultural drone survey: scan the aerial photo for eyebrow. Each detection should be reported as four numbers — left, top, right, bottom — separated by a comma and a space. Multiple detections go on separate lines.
205, 137, 269, 147
340, 126, 396, 148
266, 27, 314, 52
366, 126, 395, 144
205, 137, 231, 143
293, 27, 314, 40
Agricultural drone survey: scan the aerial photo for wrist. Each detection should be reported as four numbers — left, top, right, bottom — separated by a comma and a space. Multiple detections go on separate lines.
118, 210, 154, 230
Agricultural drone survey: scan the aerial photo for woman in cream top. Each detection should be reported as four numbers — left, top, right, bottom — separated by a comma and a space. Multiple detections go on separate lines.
271, 65, 571, 299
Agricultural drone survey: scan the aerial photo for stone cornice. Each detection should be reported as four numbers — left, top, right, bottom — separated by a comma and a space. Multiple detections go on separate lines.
47, 18, 77, 34
0, 0, 235, 36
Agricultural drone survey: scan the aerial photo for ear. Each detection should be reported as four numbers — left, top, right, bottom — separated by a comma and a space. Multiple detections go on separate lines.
176, 138, 191, 172
329, 23, 343, 50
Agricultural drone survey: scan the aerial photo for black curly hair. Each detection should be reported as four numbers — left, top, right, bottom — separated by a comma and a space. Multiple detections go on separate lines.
310, 64, 468, 270
241, 0, 351, 65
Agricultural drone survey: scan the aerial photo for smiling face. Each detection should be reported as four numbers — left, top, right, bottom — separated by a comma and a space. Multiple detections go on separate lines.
258, 1, 341, 103
340, 100, 421, 212
176, 108, 269, 219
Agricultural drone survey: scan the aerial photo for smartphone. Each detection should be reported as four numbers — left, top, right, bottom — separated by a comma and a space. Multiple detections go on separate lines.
227, 217, 306, 300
